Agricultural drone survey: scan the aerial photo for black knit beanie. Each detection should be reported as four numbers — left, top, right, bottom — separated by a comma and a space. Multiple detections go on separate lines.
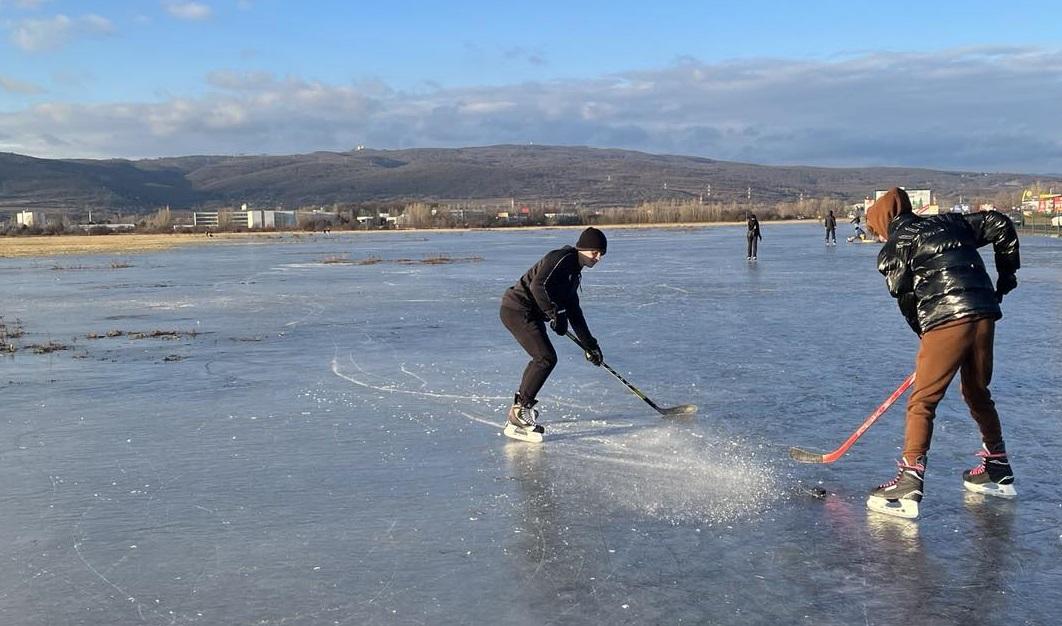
575, 227, 607, 254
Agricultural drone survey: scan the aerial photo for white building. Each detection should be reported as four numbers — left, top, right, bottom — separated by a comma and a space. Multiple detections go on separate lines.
247, 210, 297, 228
16, 210, 45, 227
192, 211, 219, 227
874, 188, 932, 211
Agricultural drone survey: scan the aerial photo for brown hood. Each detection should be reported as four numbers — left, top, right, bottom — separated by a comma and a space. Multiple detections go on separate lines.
867, 187, 913, 238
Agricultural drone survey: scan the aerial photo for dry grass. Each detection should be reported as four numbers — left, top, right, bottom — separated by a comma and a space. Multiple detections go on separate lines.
50, 261, 134, 271
29, 341, 69, 354
0, 317, 24, 354
1, 223, 819, 260
86, 328, 195, 340
397, 255, 483, 265
86, 330, 125, 339
0, 317, 25, 340
0, 233, 280, 258
129, 329, 197, 339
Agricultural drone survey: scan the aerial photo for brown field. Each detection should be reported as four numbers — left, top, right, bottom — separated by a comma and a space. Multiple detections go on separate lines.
0, 221, 814, 259
0, 232, 284, 258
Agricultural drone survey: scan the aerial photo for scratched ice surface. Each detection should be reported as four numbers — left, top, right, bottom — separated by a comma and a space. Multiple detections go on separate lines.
1, 225, 1060, 625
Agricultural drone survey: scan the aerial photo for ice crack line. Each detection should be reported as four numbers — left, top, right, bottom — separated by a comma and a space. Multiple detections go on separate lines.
331, 352, 593, 411
73, 540, 138, 608
331, 355, 505, 402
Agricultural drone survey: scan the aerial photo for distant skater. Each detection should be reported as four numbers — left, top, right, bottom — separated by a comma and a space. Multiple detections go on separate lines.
746, 214, 762, 260
848, 211, 867, 242
499, 227, 607, 442
864, 187, 1020, 519
824, 210, 837, 245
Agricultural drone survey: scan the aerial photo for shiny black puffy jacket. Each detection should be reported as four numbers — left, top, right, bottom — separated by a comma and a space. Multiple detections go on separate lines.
877, 211, 1020, 335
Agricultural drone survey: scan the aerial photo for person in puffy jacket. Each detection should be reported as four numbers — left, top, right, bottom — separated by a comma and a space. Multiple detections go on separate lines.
499, 227, 606, 439
864, 187, 1020, 519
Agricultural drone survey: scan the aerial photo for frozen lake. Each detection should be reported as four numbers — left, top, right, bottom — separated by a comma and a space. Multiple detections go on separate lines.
2, 224, 1061, 625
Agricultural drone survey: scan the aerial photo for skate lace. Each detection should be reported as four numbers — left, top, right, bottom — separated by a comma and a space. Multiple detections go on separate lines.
519, 406, 539, 426
969, 449, 1007, 476
877, 460, 924, 489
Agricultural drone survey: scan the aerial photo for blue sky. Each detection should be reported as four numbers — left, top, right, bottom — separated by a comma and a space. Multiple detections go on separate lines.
2, 1, 1062, 173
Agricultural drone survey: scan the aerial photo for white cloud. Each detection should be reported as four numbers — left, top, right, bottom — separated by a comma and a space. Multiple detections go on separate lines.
8, 13, 115, 52
0, 0, 52, 9
164, 2, 213, 21
206, 69, 276, 91
0, 74, 44, 94
1, 47, 1061, 173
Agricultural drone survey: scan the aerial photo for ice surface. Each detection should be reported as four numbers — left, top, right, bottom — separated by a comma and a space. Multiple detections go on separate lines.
1, 225, 1060, 624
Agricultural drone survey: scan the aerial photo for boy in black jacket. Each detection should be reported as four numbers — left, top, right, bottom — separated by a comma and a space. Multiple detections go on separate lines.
499, 228, 606, 442
746, 214, 763, 260
824, 210, 837, 245
865, 188, 1020, 519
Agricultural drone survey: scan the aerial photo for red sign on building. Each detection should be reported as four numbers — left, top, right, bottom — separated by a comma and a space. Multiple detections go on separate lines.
1038, 195, 1062, 212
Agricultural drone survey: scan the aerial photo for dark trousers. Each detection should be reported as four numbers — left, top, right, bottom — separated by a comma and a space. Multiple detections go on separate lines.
500, 305, 557, 403
746, 233, 759, 258
825, 226, 836, 242
903, 317, 1003, 460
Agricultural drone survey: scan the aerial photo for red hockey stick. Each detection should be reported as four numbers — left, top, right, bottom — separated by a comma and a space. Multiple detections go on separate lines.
789, 372, 916, 464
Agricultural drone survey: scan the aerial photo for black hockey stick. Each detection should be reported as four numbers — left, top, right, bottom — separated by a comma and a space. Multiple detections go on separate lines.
566, 332, 697, 417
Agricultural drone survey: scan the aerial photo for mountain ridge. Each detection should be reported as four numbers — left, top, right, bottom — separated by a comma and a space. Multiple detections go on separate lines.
1, 145, 1054, 213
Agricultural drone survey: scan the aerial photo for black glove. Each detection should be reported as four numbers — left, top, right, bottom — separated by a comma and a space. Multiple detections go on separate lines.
549, 310, 568, 336
996, 273, 1017, 302
584, 339, 603, 366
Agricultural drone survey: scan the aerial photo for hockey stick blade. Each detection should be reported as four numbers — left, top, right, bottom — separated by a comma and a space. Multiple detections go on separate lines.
789, 447, 827, 464
659, 404, 698, 417
564, 331, 696, 419
787, 372, 916, 465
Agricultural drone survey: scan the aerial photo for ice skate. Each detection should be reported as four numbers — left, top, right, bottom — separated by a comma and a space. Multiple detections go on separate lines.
963, 443, 1016, 498
503, 395, 544, 443
866, 456, 925, 519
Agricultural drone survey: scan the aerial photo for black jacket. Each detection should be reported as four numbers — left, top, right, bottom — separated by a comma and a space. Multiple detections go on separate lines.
825, 214, 837, 229
502, 246, 595, 346
877, 211, 1020, 335
747, 217, 762, 239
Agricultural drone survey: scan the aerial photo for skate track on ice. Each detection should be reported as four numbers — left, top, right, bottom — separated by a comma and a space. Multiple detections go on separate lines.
332, 351, 781, 526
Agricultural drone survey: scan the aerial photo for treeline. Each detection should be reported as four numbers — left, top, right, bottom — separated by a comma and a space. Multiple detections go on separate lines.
592, 198, 848, 225
2, 197, 853, 236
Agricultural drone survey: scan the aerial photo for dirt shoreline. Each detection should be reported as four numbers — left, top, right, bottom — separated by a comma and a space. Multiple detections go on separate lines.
0, 219, 818, 259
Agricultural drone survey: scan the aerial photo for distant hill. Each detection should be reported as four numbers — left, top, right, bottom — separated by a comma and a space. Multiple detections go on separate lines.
1, 145, 1056, 214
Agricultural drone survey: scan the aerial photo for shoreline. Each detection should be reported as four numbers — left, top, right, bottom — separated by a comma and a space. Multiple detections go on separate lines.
0, 219, 819, 259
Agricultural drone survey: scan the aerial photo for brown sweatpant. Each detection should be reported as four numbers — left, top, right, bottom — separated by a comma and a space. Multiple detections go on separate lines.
903, 317, 1003, 460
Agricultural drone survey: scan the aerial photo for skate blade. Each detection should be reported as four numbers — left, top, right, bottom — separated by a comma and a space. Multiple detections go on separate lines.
963, 481, 1017, 499
503, 423, 543, 444
866, 496, 920, 519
